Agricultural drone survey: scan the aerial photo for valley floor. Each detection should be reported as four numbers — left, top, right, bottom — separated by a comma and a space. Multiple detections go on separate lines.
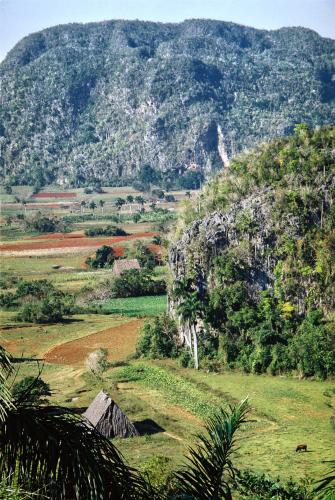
0, 185, 333, 487
1, 308, 333, 482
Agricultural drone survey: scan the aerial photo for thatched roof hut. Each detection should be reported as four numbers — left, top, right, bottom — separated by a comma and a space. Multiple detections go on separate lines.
112, 259, 140, 277
83, 390, 139, 438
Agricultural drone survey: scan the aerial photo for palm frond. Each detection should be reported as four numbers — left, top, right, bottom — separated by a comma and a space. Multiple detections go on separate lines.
0, 346, 15, 422
0, 404, 146, 500
314, 460, 335, 499
173, 398, 249, 500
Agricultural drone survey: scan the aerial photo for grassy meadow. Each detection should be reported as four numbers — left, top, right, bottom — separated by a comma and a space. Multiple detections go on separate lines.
1, 185, 334, 489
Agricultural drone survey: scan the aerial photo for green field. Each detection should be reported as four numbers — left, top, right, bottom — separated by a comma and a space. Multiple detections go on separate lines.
12, 357, 332, 484
100, 295, 167, 317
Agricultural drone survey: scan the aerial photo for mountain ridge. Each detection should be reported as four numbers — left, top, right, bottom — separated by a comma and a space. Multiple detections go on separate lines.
0, 18, 334, 187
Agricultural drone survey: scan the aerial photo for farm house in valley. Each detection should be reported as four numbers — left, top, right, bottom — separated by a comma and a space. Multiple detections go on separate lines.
83, 390, 139, 438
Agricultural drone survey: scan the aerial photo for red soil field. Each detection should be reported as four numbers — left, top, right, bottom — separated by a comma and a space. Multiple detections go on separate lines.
43, 319, 144, 365
0, 232, 157, 252
31, 192, 77, 199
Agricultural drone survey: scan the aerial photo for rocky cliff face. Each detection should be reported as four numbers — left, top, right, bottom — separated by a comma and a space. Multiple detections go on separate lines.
168, 126, 335, 376
1, 19, 334, 186
168, 187, 319, 344
171, 191, 274, 283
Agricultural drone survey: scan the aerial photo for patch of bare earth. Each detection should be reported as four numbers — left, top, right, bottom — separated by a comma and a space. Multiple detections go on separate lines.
43, 319, 144, 365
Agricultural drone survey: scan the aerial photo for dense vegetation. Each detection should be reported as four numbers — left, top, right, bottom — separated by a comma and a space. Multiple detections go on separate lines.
112, 269, 166, 298
170, 125, 335, 378
0, 279, 73, 323
1, 20, 334, 187
24, 213, 69, 233
85, 245, 116, 268
84, 225, 127, 237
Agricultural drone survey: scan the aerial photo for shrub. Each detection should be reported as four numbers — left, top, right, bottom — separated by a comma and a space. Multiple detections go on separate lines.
85, 348, 109, 375
139, 456, 173, 494
16, 279, 54, 299
112, 269, 166, 298
290, 311, 335, 379
24, 213, 69, 233
132, 213, 141, 223
17, 292, 73, 324
86, 245, 116, 268
125, 241, 157, 269
12, 376, 51, 405
164, 194, 175, 202
178, 350, 194, 368
237, 470, 309, 499
136, 314, 178, 358
0, 292, 18, 309
84, 225, 127, 237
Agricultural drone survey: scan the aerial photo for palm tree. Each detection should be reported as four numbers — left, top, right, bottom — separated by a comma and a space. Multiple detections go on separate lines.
174, 398, 249, 499
89, 200, 97, 215
22, 199, 27, 215
0, 347, 146, 499
185, 191, 191, 199
135, 196, 145, 210
126, 195, 134, 213
115, 198, 125, 222
80, 200, 86, 214
177, 291, 203, 370
115, 198, 126, 211
314, 460, 335, 498
99, 199, 105, 214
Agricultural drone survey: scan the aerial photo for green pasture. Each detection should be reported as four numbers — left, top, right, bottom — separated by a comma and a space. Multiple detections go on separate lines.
99, 295, 167, 317
105, 360, 335, 481
10, 356, 332, 483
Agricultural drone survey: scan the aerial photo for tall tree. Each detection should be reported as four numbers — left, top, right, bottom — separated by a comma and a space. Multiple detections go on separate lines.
177, 290, 203, 369
99, 199, 105, 214
89, 200, 97, 214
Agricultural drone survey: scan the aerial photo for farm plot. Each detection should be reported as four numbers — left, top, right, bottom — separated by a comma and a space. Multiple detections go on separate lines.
43, 318, 144, 365
31, 192, 77, 199
0, 312, 133, 359
0, 231, 157, 255
100, 295, 167, 317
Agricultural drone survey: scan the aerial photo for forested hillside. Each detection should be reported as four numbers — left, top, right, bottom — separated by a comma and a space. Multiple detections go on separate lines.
169, 125, 335, 378
0, 19, 334, 187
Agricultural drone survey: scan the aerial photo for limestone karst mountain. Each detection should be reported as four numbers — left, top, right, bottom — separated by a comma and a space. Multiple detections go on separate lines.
0, 19, 334, 186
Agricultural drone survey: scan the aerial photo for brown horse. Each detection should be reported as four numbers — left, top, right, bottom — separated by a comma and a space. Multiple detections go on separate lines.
296, 444, 307, 452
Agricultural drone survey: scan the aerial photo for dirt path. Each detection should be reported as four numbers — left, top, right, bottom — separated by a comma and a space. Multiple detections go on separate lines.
43, 319, 144, 365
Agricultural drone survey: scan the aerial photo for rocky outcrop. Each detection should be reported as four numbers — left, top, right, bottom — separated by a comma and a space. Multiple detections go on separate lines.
168, 188, 301, 343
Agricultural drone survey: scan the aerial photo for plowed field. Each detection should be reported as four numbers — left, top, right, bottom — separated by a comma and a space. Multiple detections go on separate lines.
44, 319, 144, 365
32, 192, 77, 198
0, 231, 157, 253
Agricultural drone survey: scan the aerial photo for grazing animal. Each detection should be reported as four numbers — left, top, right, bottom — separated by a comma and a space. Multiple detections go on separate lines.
296, 444, 307, 452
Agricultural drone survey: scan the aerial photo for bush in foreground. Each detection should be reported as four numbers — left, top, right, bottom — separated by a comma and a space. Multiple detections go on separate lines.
12, 377, 51, 405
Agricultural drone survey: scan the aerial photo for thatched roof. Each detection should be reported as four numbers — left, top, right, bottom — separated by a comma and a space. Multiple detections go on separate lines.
83, 390, 139, 438
113, 259, 140, 276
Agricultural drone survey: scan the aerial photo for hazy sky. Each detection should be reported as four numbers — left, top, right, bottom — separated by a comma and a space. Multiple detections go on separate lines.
0, 0, 334, 61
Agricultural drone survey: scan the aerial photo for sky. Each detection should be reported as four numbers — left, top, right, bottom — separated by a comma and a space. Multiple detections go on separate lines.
0, 0, 334, 61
